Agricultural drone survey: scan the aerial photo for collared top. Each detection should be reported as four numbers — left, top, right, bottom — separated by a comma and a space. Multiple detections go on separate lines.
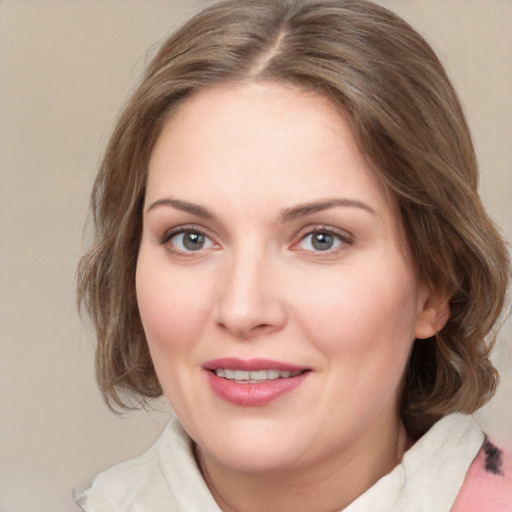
75, 413, 511, 511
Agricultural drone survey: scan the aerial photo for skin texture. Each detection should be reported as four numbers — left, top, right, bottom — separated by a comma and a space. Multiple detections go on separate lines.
136, 82, 449, 512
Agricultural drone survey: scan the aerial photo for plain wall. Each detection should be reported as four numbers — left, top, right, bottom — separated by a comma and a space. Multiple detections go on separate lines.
0, 1, 510, 511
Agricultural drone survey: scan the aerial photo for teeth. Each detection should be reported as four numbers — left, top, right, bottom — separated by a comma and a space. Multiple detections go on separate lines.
214, 368, 302, 382
234, 370, 250, 380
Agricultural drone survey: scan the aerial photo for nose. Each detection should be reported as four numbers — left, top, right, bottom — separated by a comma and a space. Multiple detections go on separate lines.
214, 249, 287, 339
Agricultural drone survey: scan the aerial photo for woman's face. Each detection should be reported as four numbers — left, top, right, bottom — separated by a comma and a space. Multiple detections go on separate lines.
137, 82, 443, 474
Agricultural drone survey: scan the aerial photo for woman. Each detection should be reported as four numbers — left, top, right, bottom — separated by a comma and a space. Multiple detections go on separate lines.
76, 0, 511, 510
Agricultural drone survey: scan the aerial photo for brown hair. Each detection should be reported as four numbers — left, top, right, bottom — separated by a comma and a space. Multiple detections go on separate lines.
77, 0, 510, 438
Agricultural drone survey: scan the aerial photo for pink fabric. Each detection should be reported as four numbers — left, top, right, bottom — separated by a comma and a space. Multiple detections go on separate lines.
452, 439, 512, 512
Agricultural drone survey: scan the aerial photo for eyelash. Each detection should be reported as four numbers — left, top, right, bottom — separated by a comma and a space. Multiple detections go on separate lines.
158, 225, 216, 256
158, 225, 354, 256
292, 225, 354, 254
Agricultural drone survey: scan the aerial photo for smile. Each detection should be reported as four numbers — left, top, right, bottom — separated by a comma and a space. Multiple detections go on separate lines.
203, 358, 311, 406
214, 369, 304, 382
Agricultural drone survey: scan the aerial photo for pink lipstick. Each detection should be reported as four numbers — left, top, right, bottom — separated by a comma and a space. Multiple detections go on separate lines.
203, 358, 310, 406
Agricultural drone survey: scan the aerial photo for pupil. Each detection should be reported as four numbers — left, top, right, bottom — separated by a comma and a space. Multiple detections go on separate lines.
312, 232, 333, 250
183, 232, 204, 250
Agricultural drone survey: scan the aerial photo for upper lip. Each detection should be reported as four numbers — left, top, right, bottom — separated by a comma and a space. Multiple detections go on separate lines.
202, 357, 309, 372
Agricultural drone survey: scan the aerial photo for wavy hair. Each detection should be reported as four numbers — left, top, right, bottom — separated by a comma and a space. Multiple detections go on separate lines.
77, 0, 510, 438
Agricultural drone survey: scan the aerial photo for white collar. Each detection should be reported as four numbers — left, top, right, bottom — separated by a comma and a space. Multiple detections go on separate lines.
343, 413, 484, 511
76, 413, 483, 511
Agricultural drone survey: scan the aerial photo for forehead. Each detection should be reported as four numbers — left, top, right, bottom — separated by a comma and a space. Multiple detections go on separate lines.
145, 81, 392, 219
150, 81, 346, 166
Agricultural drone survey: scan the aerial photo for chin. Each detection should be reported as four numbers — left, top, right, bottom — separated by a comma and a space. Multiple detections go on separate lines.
192, 417, 309, 473
203, 442, 302, 474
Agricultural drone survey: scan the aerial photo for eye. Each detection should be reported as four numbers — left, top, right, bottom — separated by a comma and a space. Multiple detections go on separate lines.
162, 228, 215, 253
295, 228, 352, 253
301, 231, 339, 251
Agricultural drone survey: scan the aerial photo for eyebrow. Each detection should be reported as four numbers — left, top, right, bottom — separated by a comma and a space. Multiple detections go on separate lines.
146, 196, 376, 221
279, 198, 376, 222
146, 198, 216, 219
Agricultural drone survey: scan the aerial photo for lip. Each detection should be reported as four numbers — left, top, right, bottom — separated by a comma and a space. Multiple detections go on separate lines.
202, 358, 311, 407
203, 357, 307, 372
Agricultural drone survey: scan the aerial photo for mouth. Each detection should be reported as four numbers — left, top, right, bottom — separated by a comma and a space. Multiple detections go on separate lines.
213, 368, 305, 383
202, 358, 311, 406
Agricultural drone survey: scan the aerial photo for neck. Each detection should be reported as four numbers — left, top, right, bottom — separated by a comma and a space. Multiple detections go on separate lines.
195, 416, 411, 512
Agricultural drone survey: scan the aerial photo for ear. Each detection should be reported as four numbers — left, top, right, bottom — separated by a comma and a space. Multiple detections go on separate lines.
414, 289, 451, 340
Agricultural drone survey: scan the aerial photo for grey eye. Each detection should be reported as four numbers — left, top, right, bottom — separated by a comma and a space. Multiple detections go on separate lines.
171, 231, 212, 251
182, 232, 205, 250
308, 232, 337, 251
297, 230, 346, 252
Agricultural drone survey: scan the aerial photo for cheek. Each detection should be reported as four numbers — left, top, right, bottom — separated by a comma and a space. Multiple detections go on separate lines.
294, 261, 420, 361
135, 257, 213, 355
299, 269, 419, 420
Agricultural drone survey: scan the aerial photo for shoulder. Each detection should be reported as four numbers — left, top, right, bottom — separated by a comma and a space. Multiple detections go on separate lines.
74, 440, 171, 511
74, 418, 220, 512
74, 421, 180, 511
452, 437, 512, 512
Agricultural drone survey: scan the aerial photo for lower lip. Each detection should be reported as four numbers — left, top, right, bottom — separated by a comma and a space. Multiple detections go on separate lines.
205, 371, 309, 406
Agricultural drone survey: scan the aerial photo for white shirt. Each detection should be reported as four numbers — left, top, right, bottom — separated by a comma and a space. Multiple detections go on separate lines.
75, 413, 484, 511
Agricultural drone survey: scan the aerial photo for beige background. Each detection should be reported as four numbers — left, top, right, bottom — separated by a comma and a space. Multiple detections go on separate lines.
0, 1, 510, 511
